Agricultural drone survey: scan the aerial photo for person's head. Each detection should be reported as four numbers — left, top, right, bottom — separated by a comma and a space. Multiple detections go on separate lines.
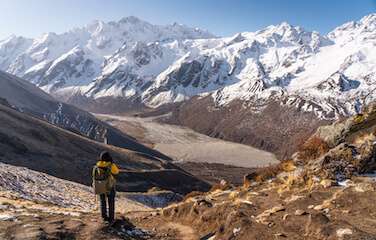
99, 151, 113, 162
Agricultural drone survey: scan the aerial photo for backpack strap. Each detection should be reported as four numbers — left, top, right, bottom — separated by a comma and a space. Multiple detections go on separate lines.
92, 164, 112, 180
92, 165, 98, 179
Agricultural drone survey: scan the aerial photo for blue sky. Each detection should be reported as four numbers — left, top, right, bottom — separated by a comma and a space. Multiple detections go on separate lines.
1, 0, 375, 39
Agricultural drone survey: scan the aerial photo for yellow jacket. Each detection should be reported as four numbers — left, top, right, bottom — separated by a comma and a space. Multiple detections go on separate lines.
96, 161, 119, 175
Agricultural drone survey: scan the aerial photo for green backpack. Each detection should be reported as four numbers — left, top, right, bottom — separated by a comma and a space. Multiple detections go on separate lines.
92, 165, 115, 195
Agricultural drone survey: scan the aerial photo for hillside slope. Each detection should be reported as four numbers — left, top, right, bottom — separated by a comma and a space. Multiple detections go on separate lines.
0, 102, 209, 194
163, 96, 329, 159
0, 70, 171, 161
139, 104, 376, 240
0, 162, 185, 239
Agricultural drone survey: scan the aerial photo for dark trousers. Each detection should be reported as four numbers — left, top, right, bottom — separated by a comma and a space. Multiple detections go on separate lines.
100, 188, 116, 222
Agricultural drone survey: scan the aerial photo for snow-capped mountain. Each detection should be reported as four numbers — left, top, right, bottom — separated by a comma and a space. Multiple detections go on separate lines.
0, 16, 214, 92
1, 14, 376, 120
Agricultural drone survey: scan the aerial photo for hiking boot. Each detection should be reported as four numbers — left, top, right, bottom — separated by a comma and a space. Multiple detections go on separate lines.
108, 218, 115, 227
102, 216, 109, 223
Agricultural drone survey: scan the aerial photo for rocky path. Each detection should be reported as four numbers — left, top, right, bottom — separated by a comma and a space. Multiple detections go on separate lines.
0, 192, 198, 240
162, 222, 198, 240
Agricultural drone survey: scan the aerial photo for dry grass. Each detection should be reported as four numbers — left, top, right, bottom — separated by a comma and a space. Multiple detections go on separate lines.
353, 132, 376, 145
298, 136, 329, 162
255, 164, 282, 182
353, 114, 366, 124
209, 181, 232, 192
243, 164, 283, 188
243, 160, 299, 190
280, 160, 297, 172
183, 191, 205, 202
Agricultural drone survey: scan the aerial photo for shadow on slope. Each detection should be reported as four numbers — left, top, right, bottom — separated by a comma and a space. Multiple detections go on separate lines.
0, 71, 171, 161
0, 102, 209, 194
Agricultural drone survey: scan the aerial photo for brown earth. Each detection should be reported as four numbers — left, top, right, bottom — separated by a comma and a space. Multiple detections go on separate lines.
175, 162, 255, 186
0, 200, 194, 240
152, 176, 376, 240
135, 104, 376, 240
3, 176, 376, 240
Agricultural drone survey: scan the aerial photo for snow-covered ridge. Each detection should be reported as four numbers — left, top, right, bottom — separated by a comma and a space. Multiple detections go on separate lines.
0, 16, 215, 91
2, 14, 376, 119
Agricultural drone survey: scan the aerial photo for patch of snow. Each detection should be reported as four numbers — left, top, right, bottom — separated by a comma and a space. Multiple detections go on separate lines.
336, 228, 353, 238
338, 179, 352, 187
233, 227, 241, 235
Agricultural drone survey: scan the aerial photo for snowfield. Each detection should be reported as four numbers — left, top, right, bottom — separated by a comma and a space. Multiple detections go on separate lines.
1, 14, 376, 119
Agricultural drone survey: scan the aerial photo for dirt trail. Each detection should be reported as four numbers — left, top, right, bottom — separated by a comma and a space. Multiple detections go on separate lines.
0, 191, 192, 240
97, 114, 278, 168
163, 222, 198, 240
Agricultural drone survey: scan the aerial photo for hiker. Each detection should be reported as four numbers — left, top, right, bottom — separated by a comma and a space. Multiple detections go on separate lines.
92, 151, 119, 223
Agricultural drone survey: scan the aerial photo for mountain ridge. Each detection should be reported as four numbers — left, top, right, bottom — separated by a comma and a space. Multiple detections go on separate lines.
0, 70, 172, 161
2, 14, 376, 159
2, 14, 376, 120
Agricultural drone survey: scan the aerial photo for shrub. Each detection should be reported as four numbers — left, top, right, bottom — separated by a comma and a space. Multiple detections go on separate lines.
298, 136, 329, 162
255, 164, 282, 182
354, 132, 375, 145
353, 114, 365, 124
243, 164, 284, 187
280, 160, 296, 172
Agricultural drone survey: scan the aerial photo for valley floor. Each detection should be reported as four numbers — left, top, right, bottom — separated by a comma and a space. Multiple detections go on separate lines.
96, 114, 278, 184
96, 114, 277, 169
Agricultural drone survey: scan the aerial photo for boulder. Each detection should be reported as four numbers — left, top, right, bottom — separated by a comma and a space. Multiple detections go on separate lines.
314, 118, 353, 147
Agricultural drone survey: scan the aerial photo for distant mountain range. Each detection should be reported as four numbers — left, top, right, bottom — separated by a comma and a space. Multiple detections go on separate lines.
1, 14, 376, 118
1, 14, 376, 158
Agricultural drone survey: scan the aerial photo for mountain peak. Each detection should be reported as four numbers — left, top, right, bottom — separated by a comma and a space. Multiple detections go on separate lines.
359, 13, 376, 25
328, 13, 376, 41
119, 16, 143, 24
269, 21, 296, 32
259, 21, 301, 37
0, 34, 32, 44
278, 21, 294, 29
